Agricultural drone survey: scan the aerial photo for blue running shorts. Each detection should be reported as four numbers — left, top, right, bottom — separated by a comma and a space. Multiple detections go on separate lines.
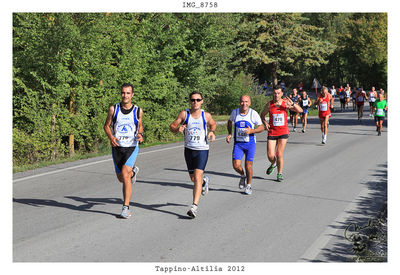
112, 146, 139, 174
184, 148, 209, 174
232, 142, 257, 162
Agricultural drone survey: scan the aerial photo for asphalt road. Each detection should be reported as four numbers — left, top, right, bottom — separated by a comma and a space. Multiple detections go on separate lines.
13, 104, 387, 263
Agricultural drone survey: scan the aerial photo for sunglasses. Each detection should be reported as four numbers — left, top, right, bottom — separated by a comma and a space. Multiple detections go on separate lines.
190, 98, 202, 102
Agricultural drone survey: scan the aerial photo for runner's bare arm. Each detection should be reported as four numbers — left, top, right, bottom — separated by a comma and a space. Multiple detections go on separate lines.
330, 94, 334, 107
226, 120, 233, 143
285, 97, 303, 113
314, 97, 320, 106
205, 112, 217, 142
169, 110, 187, 133
104, 105, 119, 147
136, 108, 144, 143
260, 103, 270, 129
245, 123, 265, 135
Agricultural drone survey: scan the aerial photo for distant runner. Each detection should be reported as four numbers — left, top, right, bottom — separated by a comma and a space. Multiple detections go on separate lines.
345, 86, 351, 110
169, 91, 216, 218
356, 88, 367, 122
373, 93, 388, 136
299, 90, 312, 133
368, 87, 378, 117
315, 87, 334, 144
226, 95, 265, 195
351, 87, 357, 111
289, 88, 301, 132
330, 85, 336, 99
261, 87, 303, 182
339, 87, 346, 112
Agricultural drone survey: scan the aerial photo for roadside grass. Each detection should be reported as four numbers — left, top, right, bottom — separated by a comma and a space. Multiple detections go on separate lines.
13, 122, 229, 174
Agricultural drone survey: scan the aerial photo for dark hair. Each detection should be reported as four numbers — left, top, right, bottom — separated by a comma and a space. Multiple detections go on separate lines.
273, 86, 281, 91
189, 91, 203, 100
121, 83, 134, 93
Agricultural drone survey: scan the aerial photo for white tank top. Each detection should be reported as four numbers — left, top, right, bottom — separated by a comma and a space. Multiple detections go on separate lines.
230, 108, 262, 143
184, 109, 209, 150
112, 103, 139, 147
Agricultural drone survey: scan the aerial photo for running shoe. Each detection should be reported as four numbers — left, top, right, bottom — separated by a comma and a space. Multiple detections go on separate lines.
202, 175, 210, 196
266, 164, 276, 175
239, 176, 246, 189
302, 129, 306, 133
277, 173, 284, 182
293, 128, 296, 132
131, 166, 139, 184
378, 131, 382, 136
187, 204, 198, 218
120, 205, 131, 219
244, 184, 252, 195
322, 139, 326, 144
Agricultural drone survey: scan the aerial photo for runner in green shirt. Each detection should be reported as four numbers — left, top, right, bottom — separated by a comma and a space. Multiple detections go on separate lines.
373, 93, 388, 136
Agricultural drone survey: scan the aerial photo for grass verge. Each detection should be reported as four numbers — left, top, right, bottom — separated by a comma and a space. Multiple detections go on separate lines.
13, 122, 228, 174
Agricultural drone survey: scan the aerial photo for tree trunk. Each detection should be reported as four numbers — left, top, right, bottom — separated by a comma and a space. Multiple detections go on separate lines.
69, 134, 74, 156
272, 62, 278, 88
51, 113, 57, 161
69, 90, 75, 156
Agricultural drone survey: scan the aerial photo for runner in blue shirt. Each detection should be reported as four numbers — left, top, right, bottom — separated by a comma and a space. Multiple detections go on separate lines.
226, 95, 264, 195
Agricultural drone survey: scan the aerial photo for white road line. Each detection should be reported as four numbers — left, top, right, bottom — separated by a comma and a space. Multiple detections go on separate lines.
13, 137, 226, 183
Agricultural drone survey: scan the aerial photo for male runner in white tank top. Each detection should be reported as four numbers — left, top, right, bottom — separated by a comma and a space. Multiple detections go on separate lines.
170, 91, 217, 218
104, 83, 144, 219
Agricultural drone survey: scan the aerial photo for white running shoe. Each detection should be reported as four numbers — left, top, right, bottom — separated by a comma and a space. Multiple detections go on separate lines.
120, 205, 131, 219
244, 184, 252, 195
239, 176, 246, 189
202, 175, 209, 196
187, 204, 198, 218
131, 166, 139, 184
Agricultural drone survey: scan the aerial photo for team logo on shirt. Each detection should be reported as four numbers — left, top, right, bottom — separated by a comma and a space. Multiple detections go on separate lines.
118, 124, 133, 133
188, 127, 201, 136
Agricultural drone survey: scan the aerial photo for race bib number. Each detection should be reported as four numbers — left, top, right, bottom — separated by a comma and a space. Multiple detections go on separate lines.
319, 102, 328, 112
272, 113, 285, 127
302, 100, 309, 107
186, 127, 202, 144
376, 109, 384, 116
236, 128, 249, 142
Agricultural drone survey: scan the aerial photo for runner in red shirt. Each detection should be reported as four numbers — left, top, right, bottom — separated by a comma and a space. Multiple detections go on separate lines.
315, 86, 334, 144
356, 88, 368, 122
261, 87, 303, 182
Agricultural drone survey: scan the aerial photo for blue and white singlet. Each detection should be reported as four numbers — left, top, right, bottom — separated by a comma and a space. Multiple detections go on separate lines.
112, 103, 139, 147
183, 109, 209, 150
229, 108, 262, 143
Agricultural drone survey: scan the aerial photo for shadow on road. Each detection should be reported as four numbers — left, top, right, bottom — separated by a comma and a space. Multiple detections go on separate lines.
164, 168, 265, 180
305, 162, 387, 262
13, 196, 191, 219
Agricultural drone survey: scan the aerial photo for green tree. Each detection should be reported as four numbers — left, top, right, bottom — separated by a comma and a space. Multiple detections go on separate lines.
237, 13, 335, 88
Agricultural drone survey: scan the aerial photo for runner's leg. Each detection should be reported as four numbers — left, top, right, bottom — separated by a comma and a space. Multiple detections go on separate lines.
121, 165, 133, 206
267, 139, 277, 165
192, 169, 204, 205
276, 138, 287, 174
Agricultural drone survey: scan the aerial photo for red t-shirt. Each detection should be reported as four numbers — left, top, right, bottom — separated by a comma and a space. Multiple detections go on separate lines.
268, 100, 289, 136
318, 94, 331, 118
